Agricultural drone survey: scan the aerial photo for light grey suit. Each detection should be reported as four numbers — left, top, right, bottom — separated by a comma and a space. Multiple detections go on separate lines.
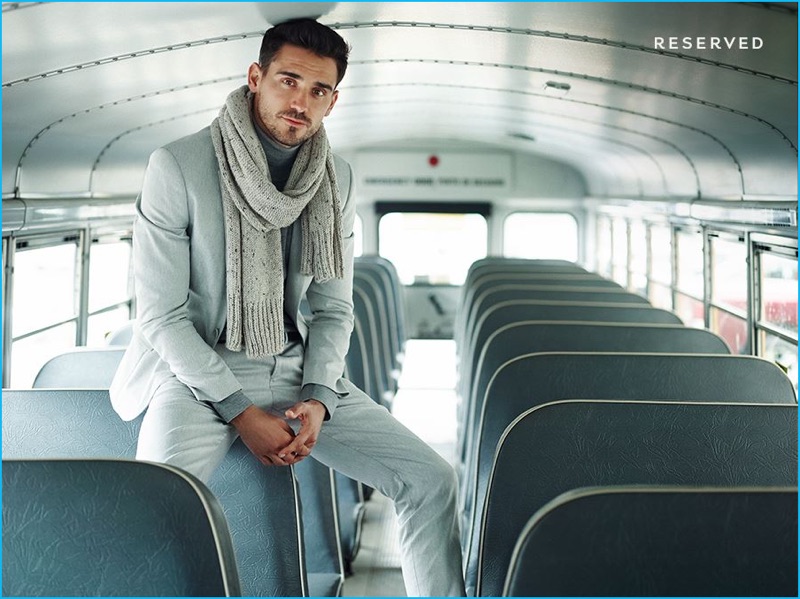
110, 126, 353, 420
110, 126, 465, 596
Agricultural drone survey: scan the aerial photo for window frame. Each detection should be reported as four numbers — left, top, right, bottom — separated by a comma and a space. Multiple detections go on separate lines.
2, 223, 135, 387
706, 228, 749, 354
751, 233, 798, 352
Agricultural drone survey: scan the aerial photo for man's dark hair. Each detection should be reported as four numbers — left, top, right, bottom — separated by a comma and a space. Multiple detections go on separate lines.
259, 18, 351, 86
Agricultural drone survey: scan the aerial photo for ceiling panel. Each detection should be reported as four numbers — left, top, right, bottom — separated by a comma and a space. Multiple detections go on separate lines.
2, 2, 796, 200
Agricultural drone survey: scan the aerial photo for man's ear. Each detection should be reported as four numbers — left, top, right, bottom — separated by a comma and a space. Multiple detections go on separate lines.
325, 90, 340, 117
247, 63, 262, 93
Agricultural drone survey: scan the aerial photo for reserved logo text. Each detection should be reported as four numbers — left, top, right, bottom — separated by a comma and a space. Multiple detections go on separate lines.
654, 36, 764, 50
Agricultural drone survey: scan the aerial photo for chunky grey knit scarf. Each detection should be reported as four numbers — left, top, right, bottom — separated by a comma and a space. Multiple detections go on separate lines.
210, 85, 343, 358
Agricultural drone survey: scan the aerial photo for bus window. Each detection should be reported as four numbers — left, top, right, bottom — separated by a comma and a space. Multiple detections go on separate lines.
628, 220, 647, 295
761, 336, 798, 389
648, 223, 673, 311
674, 228, 704, 328
378, 213, 487, 285
88, 239, 131, 314
756, 250, 798, 387
709, 234, 748, 354
595, 215, 612, 277
502, 212, 577, 261
10, 238, 80, 387
759, 252, 798, 334
87, 237, 133, 345
10, 324, 77, 389
87, 308, 132, 346
611, 217, 628, 287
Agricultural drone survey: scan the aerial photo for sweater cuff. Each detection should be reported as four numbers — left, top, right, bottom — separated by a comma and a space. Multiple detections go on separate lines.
212, 389, 253, 423
300, 383, 337, 421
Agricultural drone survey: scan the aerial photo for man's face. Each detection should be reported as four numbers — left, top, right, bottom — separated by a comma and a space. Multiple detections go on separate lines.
248, 43, 340, 147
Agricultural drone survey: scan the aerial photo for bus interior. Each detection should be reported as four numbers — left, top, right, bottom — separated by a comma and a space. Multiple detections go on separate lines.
2, 2, 798, 597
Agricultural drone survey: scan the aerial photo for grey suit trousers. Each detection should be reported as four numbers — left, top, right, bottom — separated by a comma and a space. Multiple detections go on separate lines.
137, 341, 465, 597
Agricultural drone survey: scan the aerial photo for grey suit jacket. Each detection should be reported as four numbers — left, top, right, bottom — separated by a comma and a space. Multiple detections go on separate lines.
110, 126, 356, 421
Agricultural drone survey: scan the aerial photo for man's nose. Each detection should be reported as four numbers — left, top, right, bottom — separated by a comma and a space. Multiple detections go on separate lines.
290, 89, 308, 113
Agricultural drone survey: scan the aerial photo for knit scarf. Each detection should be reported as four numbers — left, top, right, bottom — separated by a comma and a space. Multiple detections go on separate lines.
210, 85, 343, 358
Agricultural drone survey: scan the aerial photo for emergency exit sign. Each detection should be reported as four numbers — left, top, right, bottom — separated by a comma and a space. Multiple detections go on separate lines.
357, 152, 512, 197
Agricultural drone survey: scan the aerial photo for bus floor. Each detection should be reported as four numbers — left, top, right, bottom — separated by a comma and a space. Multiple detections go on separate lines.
342, 340, 459, 597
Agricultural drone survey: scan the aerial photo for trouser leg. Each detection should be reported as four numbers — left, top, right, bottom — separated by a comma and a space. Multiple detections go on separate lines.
136, 377, 236, 482
310, 380, 466, 597
136, 343, 465, 596
135, 344, 282, 483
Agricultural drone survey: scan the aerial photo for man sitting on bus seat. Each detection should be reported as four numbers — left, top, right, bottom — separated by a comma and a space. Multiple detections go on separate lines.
109, 18, 465, 597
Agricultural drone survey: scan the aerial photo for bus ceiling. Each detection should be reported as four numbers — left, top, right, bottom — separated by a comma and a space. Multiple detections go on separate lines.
1, 2, 797, 203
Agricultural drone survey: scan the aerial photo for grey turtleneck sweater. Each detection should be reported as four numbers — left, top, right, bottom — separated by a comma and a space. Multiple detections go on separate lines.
211, 121, 339, 423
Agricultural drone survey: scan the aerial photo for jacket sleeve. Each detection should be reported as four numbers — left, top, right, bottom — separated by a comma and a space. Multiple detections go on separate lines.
133, 147, 242, 404
300, 160, 357, 418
